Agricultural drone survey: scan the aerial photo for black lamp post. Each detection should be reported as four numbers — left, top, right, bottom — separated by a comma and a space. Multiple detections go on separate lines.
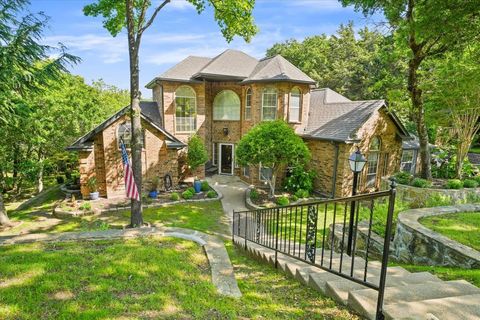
346, 147, 367, 255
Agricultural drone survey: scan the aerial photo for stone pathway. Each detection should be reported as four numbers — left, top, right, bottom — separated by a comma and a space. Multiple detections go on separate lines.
0, 226, 242, 298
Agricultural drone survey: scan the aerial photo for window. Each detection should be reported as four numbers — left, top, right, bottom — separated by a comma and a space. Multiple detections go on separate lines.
259, 165, 273, 181
289, 87, 301, 123
213, 90, 240, 120
262, 88, 277, 121
243, 166, 250, 177
175, 86, 196, 132
117, 122, 144, 149
400, 150, 415, 173
245, 88, 252, 120
366, 137, 381, 187
212, 143, 218, 165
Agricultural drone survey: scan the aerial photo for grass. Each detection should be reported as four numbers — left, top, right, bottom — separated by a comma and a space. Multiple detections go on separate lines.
419, 212, 480, 251
393, 263, 480, 287
469, 146, 480, 154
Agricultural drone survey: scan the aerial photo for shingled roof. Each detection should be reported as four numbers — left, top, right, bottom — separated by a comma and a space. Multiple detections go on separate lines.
146, 49, 315, 87
303, 88, 409, 142
67, 101, 185, 151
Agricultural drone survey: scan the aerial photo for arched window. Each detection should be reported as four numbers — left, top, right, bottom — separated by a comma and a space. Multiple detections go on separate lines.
366, 137, 381, 187
175, 86, 196, 132
213, 90, 241, 120
117, 121, 144, 149
289, 87, 301, 123
262, 88, 277, 121
245, 88, 252, 120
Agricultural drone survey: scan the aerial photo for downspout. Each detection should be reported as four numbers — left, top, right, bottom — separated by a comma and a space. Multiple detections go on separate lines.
331, 142, 340, 198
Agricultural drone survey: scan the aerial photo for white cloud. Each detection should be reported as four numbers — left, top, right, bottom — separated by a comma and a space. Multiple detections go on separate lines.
288, 0, 345, 11
166, 0, 195, 11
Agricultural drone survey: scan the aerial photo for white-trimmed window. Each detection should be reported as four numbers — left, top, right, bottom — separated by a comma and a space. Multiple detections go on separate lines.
400, 150, 415, 173
245, 88, 252, 120
243, 166, 250, 177
259, 165, 273, 181
117, 122, 144, 149
175, 86, 196, 132
366, 137, 381, 187
289, 87, 301, 123
262, 88, 277, 121
213, 90, 240, 120
212, 143, 218, 166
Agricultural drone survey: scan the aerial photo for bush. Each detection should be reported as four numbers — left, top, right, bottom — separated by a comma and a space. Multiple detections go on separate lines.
250, 188, 259, 201
474, 175, 480, 185
425, 193, 453, 207
290, 194, 299, 202
182, 190, 194, 200
395, 171, 412, 185
411, 178, 431, 188
56, 175, 65, 184
295, 189, 309, 199
207, 190, 216, 198
277, 196, 290, 206
463, 179, 479, 188
186, 187, 195, 194
201, 181, 210, 192
170, 192, 180, 201
79, 202, 91, 211
446, 179, 463, 189
283, 166, 316, 194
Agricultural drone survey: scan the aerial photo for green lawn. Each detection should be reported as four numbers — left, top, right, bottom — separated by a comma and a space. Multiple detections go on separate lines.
420, 212, 480, 251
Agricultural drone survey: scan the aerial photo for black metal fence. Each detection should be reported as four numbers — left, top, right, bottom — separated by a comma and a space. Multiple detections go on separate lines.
233, 178, 397, 320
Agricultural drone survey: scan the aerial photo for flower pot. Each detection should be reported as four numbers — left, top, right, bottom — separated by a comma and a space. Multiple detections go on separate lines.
149, 190, 158, 198
193, 180, 202, 193
89, 191, 99, 200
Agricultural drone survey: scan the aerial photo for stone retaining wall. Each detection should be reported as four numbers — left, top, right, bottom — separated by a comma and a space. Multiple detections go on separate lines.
393, 204, 480, 268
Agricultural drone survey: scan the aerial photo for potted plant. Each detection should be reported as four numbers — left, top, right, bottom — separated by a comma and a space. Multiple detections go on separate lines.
149, 176, 160, 198
87, 177, 99, 200
187, 134, 208, 193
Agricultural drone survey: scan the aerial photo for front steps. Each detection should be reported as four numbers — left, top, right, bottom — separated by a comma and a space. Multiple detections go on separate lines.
234, 237, 480, 320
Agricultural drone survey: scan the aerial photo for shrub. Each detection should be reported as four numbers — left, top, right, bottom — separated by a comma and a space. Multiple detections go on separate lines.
207, 190, 216, 198
250, 188, 259, 201
201, 181, 210, 192
425, 193, 453, 207
283, 166, 316, 194
186, 187, 195, 194
394, 171, 412, 185
87, 177, 98, 192
56, 175, 65, 184
187, 135, 208, 172
411, 178, 431, 188
474, 175, 480, 185
182, 190, 194, 200
446, 179, 463, 189
463, 179, 479, 188
79, 202, 91, 211
170, 192, 180, 201
290, 194, 299, 202
295, 189, 309, 199
277, 196, 290, 206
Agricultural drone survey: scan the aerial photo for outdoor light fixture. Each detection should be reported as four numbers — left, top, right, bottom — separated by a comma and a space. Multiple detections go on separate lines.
223, 127, 229, 136
347, 147, 367, 255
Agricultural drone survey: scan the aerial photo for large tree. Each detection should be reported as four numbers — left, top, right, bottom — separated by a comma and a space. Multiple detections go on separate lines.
0, 0, 77, 227
341, 0, 480, 179
84, 0, 257, 227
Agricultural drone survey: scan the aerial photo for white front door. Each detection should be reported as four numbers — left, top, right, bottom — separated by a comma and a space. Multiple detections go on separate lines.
219, 143, 234, 175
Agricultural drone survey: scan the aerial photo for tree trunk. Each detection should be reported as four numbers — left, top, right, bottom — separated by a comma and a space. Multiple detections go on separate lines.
37, 160, 44, 193
268, 167, 277, 198
0, 193, 13, 227
126, 0, 143, 227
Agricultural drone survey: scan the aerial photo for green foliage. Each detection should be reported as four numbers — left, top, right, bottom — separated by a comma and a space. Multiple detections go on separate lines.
149, 176, 161, 192
295, 189, 309, 199
79, 202, 92, 211
187, 135, 208, 172
182, 190, 194, 200
425, 194, 453, 207
290, 195, 299, 202
474, 176, 480, 185
358, 200, 409, 237
186, 187, 195, 194
200, 181, 210, 192
250, 188, 259, 201
394, 171, 412, 185
463, 179, 479, 189
411, 178, 431, 188
87, 177, 98, 192
283, 166, 316, 194
170, 192, 180, 201
276, 196, 290, 206
56, 176, 65, 185
206, 190, 216, 198
446, 179, 464, 189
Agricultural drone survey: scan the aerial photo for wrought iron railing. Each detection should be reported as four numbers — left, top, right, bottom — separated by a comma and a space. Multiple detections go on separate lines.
233, 178, 397, 320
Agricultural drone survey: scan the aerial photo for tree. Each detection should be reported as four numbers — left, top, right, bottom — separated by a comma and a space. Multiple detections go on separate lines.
187, 135, 208, 174
84, 0, 257, 227
236, 121, 310, 197
0, 0, 77, 227
341, 0, 480, 179
425, 47, 480, 178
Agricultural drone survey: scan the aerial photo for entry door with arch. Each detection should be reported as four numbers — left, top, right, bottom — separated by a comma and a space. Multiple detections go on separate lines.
219, 143, 234, 175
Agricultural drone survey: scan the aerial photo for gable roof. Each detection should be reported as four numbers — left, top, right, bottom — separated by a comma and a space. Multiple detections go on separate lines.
304, 88, 410, 142
146, 49, 315, 87
66, 101, 185, 151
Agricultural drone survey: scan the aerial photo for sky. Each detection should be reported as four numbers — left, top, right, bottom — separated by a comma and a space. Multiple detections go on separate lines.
29, 0, 383, 97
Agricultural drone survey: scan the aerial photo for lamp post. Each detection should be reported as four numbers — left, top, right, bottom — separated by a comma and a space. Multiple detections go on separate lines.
346, 147, 367, 256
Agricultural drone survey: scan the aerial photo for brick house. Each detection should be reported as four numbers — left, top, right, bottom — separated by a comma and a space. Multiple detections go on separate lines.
68, 49, 410, 199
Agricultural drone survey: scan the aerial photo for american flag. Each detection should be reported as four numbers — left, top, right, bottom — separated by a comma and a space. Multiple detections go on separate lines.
120, 139, 140, 201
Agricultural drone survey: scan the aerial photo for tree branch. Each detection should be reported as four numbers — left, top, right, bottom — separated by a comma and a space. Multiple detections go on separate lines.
138, 0, 170, 35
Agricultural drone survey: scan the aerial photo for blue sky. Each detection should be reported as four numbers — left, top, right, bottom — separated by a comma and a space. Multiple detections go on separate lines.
30, 0, 382, 97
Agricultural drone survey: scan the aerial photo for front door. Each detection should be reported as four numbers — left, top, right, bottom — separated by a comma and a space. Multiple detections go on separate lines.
219, 143, 234, 175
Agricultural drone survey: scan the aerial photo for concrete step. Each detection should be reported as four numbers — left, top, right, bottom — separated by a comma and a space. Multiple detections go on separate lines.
326, 272, 441, 304
383, 293, 480, 320
348, 280, 480, 319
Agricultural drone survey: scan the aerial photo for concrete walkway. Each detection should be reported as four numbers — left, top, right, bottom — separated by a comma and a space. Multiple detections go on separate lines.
207, 175, 249, 232
0, 226, 242, 298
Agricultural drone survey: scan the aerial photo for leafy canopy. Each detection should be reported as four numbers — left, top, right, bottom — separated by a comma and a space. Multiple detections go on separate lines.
187, 135, 208, 171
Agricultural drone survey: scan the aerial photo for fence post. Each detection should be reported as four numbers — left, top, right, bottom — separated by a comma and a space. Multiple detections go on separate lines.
244, 211, 248, 250
375, 177, 397, 320
232, 210, 235, 243
275, 208, 280, 268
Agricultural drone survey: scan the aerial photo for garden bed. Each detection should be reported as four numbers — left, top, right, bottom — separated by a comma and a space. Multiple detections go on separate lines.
245, 187, 323, 210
